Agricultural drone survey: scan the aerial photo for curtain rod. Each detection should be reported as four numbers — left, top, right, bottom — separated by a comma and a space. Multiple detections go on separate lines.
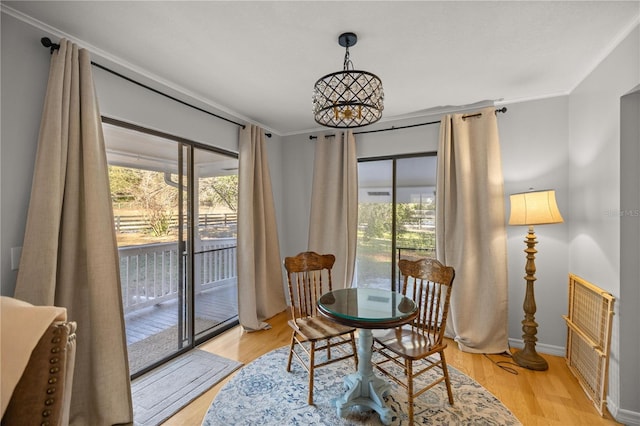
40, 37, 273, 138
308, 107, 507, 140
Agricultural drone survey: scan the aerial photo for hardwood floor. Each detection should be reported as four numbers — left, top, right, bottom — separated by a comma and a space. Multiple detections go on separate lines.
162, 310, 620, 426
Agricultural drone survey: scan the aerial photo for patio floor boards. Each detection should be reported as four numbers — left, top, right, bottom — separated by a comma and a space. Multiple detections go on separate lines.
124, 281, 238, 345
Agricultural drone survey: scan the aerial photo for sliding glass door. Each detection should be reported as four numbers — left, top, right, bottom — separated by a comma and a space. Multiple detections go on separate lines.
103, 120, 239, 376
355, 154, 436, 291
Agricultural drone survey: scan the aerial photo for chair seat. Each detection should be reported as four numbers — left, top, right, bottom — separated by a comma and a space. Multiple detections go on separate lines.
376, 327, 446, 361
289, 316, 356, 341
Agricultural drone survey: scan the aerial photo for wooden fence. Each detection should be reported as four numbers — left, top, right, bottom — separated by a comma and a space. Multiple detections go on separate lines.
114, 213, 237, 233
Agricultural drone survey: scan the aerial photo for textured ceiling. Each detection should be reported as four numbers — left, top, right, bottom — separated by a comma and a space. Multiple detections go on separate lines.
4, 1, 640, 136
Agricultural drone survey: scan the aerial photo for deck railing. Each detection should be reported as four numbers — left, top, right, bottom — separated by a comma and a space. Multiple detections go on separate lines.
119, 238, 237, 313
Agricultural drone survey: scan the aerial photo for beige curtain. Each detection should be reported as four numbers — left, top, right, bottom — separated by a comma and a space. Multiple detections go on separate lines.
436, 106, 509, 354
308, 131, 358, 289
237, 125, 286, 331
13, 40, 133, 425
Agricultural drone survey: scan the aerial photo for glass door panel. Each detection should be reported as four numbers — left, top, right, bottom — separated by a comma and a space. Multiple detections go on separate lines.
356, 155, 436, 291
355, 160, 393, 290
395, 156, 437, 286
105, 123, 185, 375
193, 147, 239, 340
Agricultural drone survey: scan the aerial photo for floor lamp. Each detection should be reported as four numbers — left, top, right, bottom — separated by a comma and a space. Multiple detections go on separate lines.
508, 189, 563, 371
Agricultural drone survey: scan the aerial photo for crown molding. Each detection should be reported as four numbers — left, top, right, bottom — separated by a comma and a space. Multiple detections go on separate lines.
568, 15, 640, 94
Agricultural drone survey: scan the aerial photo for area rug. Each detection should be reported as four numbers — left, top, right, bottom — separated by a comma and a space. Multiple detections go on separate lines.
132, 349, 242, 426
202, 346, 521, 425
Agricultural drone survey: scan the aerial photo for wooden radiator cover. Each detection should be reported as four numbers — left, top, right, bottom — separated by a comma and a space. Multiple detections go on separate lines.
563, 273, 615, 416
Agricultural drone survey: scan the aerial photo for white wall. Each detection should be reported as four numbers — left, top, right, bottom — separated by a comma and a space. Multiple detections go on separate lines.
93, 65, 239, 153
620, 88, 640, 420
1, 12, 50, 296
500, 96, 570, 353
568, 25, 640, 423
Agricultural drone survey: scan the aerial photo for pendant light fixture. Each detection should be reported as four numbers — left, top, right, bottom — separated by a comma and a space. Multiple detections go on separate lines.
312, 32, 384, 128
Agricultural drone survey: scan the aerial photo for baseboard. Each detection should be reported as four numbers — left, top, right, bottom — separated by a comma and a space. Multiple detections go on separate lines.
508, 338, 565, 357
607, 397, 640, 426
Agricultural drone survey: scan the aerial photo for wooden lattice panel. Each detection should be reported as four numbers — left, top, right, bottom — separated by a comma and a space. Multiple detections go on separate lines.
563, 274, 615, 416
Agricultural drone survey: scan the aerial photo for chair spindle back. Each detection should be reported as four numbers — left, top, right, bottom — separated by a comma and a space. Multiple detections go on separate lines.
285, 252, 335, 320
398, 258, 455, 346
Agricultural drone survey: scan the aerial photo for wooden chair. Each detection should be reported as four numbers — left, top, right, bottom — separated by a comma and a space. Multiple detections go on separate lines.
284, 251, 358, 405
373, 258, 455, 426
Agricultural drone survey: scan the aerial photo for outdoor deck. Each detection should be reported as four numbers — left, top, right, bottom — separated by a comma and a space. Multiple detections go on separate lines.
124, 281, 238, 373
124, 281, 238, 345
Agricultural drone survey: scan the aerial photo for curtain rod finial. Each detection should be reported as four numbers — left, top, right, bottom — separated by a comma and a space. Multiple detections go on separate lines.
40, 37, 60, 53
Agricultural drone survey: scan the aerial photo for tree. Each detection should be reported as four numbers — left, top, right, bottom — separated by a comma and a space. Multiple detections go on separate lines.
108, 166, 177, 236
200, 175, 238, 212
109, 166, 141, 204
137, 171, 177, 236
109, 166, 239, 237
358, 202, 392, 241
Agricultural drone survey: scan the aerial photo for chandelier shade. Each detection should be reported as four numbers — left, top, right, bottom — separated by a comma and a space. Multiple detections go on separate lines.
313, 33, 384, 128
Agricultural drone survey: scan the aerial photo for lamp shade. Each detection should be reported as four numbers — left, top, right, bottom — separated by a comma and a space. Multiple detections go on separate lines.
509, 190, 563, 225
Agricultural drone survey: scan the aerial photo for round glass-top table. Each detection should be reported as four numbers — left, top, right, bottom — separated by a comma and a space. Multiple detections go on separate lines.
317, 288, 418, 424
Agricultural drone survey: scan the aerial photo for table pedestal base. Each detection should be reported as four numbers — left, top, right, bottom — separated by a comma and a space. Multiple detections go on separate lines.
334, 329, 394, 425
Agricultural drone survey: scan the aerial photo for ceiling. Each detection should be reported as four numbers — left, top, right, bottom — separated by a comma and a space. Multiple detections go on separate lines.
4, 1, 639, 136
102, 122, 240, 176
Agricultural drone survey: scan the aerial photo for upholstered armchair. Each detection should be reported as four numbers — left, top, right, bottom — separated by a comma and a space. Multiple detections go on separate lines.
1, 298, 76, 426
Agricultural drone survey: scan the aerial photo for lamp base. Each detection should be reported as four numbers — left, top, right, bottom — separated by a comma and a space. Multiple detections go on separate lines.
513, 347, 548, 371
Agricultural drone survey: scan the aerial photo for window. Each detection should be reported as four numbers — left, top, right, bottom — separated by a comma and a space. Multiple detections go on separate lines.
355, 154, 437, 291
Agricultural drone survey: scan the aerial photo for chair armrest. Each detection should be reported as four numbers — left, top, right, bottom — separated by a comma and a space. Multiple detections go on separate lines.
2, 321, 77, 426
